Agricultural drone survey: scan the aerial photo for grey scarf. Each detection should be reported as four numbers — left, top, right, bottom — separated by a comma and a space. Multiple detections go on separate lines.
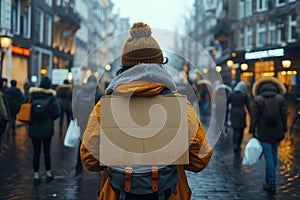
105, 64, 177, 95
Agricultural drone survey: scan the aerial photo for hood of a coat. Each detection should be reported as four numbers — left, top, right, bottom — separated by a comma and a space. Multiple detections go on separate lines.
29, 87, 56, 96
105, 63, 177, 96
56, 84, 72, 89
234, 81, 246, 93
252, 76, 286, 96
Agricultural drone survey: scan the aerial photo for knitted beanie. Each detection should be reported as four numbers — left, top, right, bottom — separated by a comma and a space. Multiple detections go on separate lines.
122, 22, 163, 68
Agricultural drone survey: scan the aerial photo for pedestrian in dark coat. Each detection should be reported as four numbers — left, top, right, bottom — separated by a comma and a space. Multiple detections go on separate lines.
249, 76, 287, 194
72, 74, 103, 174
5, 80, 24, 135
56, 79, 73, 135
28, 76, 61, 186
227, 81, 250, 155
0, 78, 9, 141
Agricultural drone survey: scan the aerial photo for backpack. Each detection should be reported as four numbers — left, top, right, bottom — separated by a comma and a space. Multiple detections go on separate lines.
108, 165, 178, 200
31, 96, 52, 121
262, 96, 280, 126
6, 89, 22, 115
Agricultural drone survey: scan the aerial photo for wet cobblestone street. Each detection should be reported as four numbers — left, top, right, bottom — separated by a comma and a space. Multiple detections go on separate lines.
0, 102, 300, 200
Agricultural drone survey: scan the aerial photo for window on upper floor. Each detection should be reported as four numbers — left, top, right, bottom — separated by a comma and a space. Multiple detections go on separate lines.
245, 25, 253, 49
239, 28, 245, 49
33, 8, 42, 42
45, 0, 52, 7
256, 0, 268, 12
43, 14, 52, 46
276, 0, 285, 7
11, 0, 21, 34
277, 18, 285, 43
33, 8, 52, 47
21, 5, 31, 38
238, 0, 245, 19
288, 13, 297, 43
245, 0, 252, 16
256, 22, 266, 47
268, 21, 276, 45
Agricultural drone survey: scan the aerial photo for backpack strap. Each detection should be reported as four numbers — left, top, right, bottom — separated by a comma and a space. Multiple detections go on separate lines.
124, 166, 133, 192
152, 166, 159, 192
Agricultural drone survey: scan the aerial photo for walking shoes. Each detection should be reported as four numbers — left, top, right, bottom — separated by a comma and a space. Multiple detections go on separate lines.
263, 183, 276, 194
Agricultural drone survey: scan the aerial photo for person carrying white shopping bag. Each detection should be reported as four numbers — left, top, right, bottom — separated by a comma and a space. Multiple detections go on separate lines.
64, 119, 80, 148
242, 137, 262, 165
249, 77, 287, 195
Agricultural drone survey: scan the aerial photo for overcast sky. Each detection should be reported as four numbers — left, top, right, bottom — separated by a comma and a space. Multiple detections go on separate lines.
112, 0, 194, 34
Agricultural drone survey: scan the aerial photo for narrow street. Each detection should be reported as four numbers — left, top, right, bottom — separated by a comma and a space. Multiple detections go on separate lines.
0, 101, 299, 200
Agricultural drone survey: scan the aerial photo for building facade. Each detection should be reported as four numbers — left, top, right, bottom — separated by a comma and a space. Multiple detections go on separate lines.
187, 0, 300, 97
0, 0, 129, 90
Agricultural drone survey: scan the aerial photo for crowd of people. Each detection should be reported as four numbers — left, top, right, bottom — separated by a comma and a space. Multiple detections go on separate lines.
0, 21, 297, 199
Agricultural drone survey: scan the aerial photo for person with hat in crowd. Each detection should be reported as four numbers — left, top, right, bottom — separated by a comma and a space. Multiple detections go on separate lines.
249, 76, 287, 194
227, 81, 250, 155
27, 76, 61, 186
80, 22, 212, 200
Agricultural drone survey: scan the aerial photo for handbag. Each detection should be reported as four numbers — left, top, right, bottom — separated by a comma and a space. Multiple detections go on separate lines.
64, 119, 80, 148
16, 95, 32, 123
242, 137, 263, 165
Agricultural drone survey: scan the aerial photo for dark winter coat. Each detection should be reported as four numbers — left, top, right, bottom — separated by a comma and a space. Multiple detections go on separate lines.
72, 80, 102, 136
227, 82, 250, 129
6, 87, 24, 116
56, 84, 72, 112
249, 77, 287, 141
28, 87, 61, 139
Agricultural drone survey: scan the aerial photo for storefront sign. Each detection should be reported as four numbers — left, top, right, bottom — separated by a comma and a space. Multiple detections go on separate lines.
11, 46, 30, 56
245, 48, 284, 60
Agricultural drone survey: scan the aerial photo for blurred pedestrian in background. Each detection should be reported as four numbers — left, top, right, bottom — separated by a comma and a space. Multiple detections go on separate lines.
72, 74, 102, 175
0, 77, 9, 142
5, 80, 24, 136
56, 79, 73, 136
23, 78, 34, 98
26, 76, 61, 186
249, 77, 287, 194
227, 81, 250, 155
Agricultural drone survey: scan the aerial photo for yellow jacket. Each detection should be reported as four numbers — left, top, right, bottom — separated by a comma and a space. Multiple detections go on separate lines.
80, 81, 213, 200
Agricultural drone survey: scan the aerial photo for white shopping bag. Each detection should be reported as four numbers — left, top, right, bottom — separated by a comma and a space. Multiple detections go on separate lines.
64, 119, 80, 148
242, 137, 263, 165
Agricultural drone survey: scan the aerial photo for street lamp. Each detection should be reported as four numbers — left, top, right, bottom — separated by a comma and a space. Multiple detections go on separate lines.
282, 60, 291, 69
216, 66, 222, 73
241, 63, 248, 71
0, 35, 13, 77
282, 60, 291, 85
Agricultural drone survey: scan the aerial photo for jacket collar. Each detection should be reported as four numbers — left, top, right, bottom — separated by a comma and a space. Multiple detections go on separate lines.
252, 77, 286, 96
29, 87, 56, 96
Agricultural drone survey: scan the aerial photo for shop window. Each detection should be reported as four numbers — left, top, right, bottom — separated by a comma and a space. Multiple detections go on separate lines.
254, 60, 275, 80
277, 71, 297, 93
256, 22, 266, 47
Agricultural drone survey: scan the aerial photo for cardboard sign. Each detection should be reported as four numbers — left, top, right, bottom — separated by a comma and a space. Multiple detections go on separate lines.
100, 95, 189, 166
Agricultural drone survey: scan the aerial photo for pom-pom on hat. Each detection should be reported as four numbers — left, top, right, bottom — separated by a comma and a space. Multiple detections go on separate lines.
122, 22, 163, 68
